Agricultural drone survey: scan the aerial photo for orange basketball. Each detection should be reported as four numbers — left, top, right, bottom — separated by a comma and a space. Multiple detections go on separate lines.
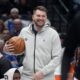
8, 36, 25, 55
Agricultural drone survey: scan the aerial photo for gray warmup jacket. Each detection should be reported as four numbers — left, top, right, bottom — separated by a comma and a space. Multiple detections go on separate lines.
19, 22, 62, 80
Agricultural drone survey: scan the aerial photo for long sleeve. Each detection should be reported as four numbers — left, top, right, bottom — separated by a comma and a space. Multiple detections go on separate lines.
41, 32, 62, 75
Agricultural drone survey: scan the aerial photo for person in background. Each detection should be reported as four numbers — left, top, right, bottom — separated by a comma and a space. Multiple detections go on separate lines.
4, 8, 20, 35
4, 8, 31, 35
13, 19, 23, 36
3, 6, 62, 80
0, 19, 11, 42
61, 10, 80, 80
0, 19, 19, 68
4, 68, 21, 80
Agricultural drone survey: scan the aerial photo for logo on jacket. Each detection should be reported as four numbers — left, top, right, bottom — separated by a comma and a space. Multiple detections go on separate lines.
24, 38, 28, 41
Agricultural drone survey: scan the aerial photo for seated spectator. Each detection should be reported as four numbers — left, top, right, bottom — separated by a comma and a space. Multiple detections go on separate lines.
13, 19, 23, 36
4, 8, 20, 35
4, 68, 21, 80
0, 19, 12, 42
4, 8, 31, 35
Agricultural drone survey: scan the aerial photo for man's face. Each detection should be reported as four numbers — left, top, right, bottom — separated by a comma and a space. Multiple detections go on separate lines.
14, 21, 22, 32
32, 10, 47, 28
11, 12, 19, 19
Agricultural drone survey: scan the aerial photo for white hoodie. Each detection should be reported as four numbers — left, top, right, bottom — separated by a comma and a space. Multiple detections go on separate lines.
4, 68, 17, 80
18, 66, 23, 75
19, 21, 62, 80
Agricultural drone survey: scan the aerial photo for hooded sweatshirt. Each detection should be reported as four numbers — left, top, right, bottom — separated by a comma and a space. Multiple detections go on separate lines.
19, 20, 62, 80
18, 66, 23, 75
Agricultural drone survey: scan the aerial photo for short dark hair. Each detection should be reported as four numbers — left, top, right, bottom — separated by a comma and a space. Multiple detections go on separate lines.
33, 6, 48, 14
15, 69, 20, 74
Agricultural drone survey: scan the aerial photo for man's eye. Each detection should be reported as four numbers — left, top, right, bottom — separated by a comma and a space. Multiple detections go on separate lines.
37, 15, 40, 17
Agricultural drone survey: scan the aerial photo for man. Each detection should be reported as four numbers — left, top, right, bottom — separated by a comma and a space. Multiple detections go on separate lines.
61, 11, 80, 80
13, 19, 23, 36
3, 6, 62, 80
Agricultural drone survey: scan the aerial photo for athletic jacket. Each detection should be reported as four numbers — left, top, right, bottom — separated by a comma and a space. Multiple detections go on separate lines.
19, 22, 62, 80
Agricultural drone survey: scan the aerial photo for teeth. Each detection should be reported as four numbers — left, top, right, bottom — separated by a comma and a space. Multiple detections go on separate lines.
39, 21, 43, 22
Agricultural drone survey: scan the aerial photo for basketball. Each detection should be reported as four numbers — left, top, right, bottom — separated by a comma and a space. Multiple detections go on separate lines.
8, 36, 25, 55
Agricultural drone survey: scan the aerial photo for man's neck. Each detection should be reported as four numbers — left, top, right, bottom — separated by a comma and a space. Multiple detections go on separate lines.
33, 24, 42, 32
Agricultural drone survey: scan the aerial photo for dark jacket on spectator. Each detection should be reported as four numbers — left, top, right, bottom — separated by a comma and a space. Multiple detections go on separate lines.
61, 11, 80, 80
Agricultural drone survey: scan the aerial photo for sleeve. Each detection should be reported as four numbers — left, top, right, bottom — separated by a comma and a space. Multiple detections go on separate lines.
40, 32, 62, 75
18, 28, 26, 38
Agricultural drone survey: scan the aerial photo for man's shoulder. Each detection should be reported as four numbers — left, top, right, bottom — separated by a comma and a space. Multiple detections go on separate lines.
48, 27, 59, 35
22, 24, 31, 31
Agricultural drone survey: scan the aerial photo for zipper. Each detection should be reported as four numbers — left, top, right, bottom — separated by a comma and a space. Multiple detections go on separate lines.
33, 33, 37, 73
32, 24, 37, 73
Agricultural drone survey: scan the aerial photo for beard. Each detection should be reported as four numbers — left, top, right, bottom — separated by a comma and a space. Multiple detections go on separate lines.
34, 20, 45, 28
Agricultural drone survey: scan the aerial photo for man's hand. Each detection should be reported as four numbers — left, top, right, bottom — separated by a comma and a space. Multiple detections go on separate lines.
3, 41, 15, 53
32, 71, 44, 80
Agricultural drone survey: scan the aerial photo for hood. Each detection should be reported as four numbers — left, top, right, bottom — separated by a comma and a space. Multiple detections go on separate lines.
45, 19, 51, 26
18, 66, 23, 74
39, 19, 51, 32
4, 68, 17, 80
28, 19, 51, 33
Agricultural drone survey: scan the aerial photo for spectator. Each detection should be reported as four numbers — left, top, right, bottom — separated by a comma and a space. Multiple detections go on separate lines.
13, 18, 31, 36
0, 19, 12, 42
18, 0, 31, 15
4, 68, 21, 80
5, 8, 31, 35
4, 8, 20, 35
61, 10, 80, 80
13, 19, 23, 36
